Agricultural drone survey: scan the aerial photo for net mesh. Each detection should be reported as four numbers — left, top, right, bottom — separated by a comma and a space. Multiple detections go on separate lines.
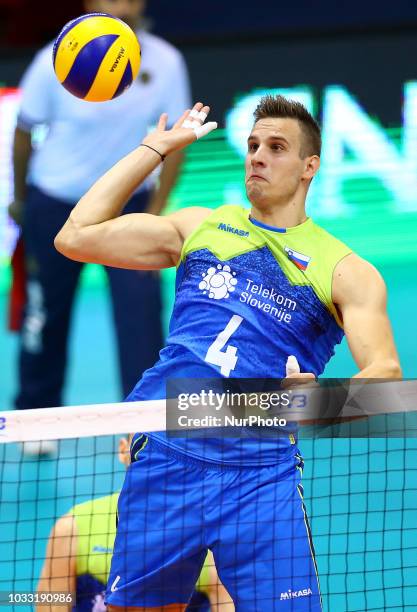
1, 402, 417, 611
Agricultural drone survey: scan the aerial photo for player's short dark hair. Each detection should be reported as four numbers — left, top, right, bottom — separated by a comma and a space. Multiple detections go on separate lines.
253, 94, 321, 158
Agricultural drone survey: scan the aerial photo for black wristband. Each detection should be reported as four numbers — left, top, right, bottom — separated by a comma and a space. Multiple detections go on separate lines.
139, 143, 166, 162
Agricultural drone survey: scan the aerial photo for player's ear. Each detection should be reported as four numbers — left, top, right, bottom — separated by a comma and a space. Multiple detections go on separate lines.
302, 155, 320, 181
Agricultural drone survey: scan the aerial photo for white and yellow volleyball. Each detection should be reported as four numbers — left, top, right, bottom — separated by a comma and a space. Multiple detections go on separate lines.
52, 12, 141, 102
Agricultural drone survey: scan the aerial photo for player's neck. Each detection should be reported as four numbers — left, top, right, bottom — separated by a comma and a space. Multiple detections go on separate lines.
250, 201, 308, 230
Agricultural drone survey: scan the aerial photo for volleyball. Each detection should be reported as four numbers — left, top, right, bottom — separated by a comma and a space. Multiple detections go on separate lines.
52, 13, 141, 102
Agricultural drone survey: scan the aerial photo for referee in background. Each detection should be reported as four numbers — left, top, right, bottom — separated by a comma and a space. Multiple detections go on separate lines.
9, 0, 191, 455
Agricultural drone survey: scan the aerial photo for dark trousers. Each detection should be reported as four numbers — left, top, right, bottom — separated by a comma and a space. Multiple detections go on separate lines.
15, 185, 163, 409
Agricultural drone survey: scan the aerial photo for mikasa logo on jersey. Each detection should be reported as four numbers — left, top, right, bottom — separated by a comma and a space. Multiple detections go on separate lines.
280, 588, 312, 600
217, 222, 249, 237
92, 545, 113, 553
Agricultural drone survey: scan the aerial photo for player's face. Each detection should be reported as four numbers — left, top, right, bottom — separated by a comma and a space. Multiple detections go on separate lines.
84, 0, 145, 30
245, 117, 318, 208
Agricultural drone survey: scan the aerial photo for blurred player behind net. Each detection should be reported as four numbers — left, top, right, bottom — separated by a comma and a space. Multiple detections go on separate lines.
37, 435, 232, 612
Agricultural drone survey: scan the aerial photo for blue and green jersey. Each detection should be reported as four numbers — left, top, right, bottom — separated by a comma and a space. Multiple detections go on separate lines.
128, 205, 352, 463
70, 493, 213, 611
70, 493, 118, 611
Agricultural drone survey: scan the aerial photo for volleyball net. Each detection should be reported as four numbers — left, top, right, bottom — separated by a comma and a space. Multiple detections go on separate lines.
1, 381, 417, 611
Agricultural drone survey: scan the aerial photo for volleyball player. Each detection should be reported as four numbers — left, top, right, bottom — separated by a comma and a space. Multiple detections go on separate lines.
36, 436, 231, 611
36, 436, 130, 611
55, 97, 401, 610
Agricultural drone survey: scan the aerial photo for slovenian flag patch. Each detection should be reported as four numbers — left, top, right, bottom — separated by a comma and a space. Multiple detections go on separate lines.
284, 246, 311, 270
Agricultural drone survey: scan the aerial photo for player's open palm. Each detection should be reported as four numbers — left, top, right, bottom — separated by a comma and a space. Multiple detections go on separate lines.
143, 102, 217, 157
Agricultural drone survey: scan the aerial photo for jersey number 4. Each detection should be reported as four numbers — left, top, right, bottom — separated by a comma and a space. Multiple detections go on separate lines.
204, 315, 243, 377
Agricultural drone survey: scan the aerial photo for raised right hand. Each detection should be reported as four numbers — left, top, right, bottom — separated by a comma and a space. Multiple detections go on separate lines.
142, 101, 217, 159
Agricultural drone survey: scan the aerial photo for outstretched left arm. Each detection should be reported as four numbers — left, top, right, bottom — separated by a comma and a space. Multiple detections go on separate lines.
333, 253, 402, 379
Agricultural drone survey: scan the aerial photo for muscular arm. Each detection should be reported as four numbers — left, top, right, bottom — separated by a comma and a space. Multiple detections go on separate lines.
55, 103, 216, 269
55, 204, 210, 270
333, 254, 402, 379
36, 514, 77, 612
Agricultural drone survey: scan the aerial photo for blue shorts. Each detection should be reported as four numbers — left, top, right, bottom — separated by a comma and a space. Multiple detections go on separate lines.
106, 435, 322, 611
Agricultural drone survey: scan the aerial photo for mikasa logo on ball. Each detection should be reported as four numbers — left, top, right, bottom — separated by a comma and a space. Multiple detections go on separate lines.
110, 47, 126, 72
